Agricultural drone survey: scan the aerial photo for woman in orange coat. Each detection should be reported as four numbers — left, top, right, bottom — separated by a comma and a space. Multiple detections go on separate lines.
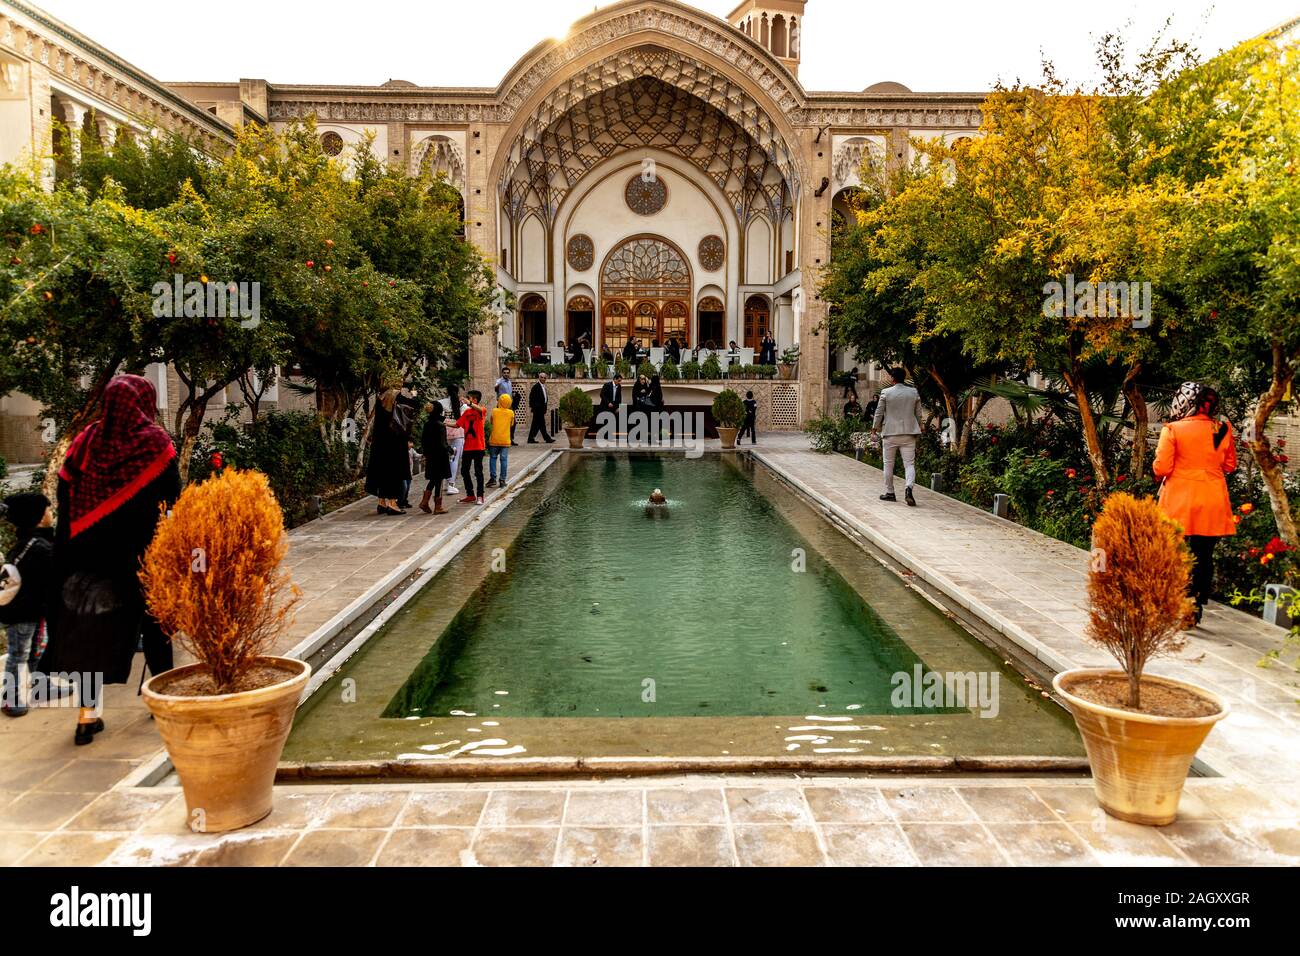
1153, 383, 1236, 625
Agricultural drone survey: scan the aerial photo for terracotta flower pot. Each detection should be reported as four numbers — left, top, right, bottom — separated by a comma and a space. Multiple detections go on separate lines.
1052, 668, 1227, 826
777, 363, 795, 380
563, 425, 587, 449
143, 656, 311, 833
717, 426, 739, 449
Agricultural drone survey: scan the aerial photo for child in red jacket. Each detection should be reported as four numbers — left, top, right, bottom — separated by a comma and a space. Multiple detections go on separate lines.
456, 390, 488, 503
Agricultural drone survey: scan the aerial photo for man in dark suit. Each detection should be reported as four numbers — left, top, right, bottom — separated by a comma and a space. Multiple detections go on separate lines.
597, 373, 623, 445
599, 373, 623, 414
527, 372, 554, 443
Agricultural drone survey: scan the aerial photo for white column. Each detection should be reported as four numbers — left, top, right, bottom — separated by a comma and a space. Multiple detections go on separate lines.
95, 114, 117, 147
54, 96, 88, 162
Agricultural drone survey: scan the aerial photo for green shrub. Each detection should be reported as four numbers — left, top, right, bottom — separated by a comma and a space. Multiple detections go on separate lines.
615, 356, 631, 378
804, 414, 861, 454
701, 354, 722, 380
711, 388, 746, 429
728, 363, 776, 379
191, 409, 352, 527
659, 358, 679, 381
592, 357, 609, 379
637, 359, 655, 380
680, 359, 700, 380
558, 387, 593, 427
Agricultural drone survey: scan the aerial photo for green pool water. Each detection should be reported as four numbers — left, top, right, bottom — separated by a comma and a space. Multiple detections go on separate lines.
386, 455, 955, 719
285, 453, 1084, 763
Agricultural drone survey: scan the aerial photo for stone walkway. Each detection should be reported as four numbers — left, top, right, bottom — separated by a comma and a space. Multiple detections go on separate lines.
2, 434, 1297, 867
5, 775, 1298, 867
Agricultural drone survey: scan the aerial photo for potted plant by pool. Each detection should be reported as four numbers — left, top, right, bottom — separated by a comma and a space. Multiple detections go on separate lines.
778, 345, 800, 380
712, 388, 746, 449
139, 468, 306, 833
1052, 493, 1228, 826
559, 386, 593, 449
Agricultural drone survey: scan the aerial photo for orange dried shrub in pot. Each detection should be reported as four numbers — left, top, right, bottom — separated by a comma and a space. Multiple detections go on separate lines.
1053, 492, 1228, 827
140, 468, 298, 693
1085, 492, 1194, 709
138, 468, 309, 832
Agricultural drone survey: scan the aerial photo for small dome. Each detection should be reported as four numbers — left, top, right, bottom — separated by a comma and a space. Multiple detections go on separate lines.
381, 79, 418, 88
863, 81, 912, 94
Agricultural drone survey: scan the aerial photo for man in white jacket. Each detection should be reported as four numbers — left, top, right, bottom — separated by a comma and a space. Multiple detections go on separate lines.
871, 367, 922, 507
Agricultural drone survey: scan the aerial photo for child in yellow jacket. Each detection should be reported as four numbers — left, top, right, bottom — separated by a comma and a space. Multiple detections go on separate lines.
486, 393, 514, 489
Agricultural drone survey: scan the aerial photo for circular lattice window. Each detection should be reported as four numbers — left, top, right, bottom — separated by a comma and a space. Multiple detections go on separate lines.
320, 131, 345, 156
698, 235, 725, 271
625, 174, 668, 215
566, 234, 594, 271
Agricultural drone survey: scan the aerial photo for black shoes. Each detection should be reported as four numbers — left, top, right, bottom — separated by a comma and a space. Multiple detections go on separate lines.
74, 718, 104, 746
379, 506, 404, 516
880, 489, 918, 506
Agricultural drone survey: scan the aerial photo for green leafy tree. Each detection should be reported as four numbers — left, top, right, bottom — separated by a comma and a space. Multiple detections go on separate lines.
0, 167, 174, 494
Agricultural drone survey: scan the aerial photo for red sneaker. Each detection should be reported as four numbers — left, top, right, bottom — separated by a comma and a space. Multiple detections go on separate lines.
459, 495, 476, 504
476, 496, 485, 505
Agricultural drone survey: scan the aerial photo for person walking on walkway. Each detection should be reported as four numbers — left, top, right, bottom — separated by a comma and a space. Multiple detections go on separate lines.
365, 384, 418, 515
871, 367, 922, 507
1153, 382, 1237, 626
444, 384, 465, 496
456, 390, 488, 504
419, 403, 452, 515
39, 374, 179, 746
738, 390, 759, 445
527, 373, 554, 444
487, 394, 514, 490
0, 493, 55, 718
494, 367, 518, 446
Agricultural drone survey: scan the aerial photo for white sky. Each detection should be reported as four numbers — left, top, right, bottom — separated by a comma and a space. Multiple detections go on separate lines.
32, 0, 1299, 92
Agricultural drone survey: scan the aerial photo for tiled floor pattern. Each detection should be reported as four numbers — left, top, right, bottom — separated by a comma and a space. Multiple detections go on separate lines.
6, 777, 1299, 867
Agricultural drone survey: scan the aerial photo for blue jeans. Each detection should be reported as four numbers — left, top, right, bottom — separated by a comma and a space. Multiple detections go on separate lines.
3, 621, 39, 711
489, 445, 509, 481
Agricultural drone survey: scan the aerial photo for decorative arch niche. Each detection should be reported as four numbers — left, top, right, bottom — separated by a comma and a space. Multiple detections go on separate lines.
743, 294, 771, 350
599, 235, 692, 349
518, 293, 548, 353
498, 49, 800, 228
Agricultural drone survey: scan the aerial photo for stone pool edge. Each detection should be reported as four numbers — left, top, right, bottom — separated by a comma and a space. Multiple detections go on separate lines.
117, 449, 565, 790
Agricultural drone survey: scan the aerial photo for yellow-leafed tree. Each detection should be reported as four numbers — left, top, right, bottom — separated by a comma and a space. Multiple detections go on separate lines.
1087, 493, 1195, 708
140, 469, 298, 693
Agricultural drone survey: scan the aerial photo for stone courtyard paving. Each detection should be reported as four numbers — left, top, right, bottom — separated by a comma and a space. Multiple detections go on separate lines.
2, 436, 1298, 866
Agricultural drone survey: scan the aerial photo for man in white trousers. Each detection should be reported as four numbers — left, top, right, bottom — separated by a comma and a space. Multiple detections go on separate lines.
871, 367, 922, 507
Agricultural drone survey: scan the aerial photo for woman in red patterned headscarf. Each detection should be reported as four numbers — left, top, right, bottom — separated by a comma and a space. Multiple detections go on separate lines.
40, 374, 180, 746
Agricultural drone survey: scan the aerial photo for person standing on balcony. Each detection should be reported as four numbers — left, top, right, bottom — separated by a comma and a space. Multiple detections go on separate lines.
871, 367, 922, 507
1154, 383, 1237, 626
